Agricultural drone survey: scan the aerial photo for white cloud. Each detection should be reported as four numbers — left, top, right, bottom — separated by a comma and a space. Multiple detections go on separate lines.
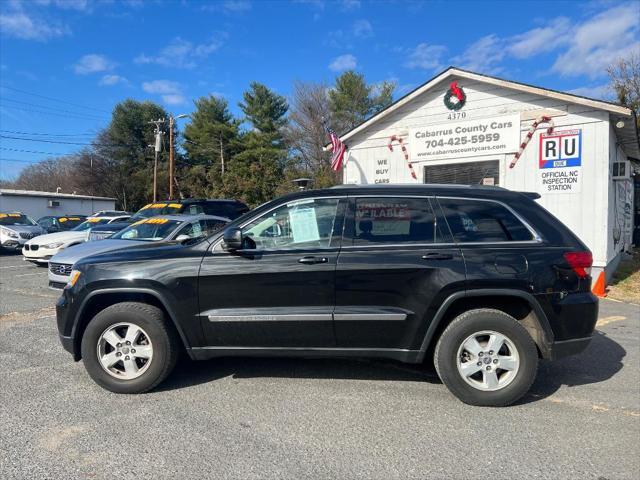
569, 83, 613, 100
446, 3, 640, 78
352, 19, 373, 38
329, 54, 357, 72
222, 0, 252, 13
404, 43, 447, 71
99, 74, 127, 86
142, 80, 187, 105
452, 34, 505, 74
342, 0, 361, 11
73, 54, 115, 74
507, 17, 572, 59
34, 0, 89, 11
0, 10, 69, 41
552, 3, 640, 78
73, 53, 115, 75
135, 36, 225, 69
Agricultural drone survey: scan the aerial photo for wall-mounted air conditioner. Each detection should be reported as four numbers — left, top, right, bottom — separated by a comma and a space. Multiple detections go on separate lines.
612, 161, 630, 179
48, 200, 60, 207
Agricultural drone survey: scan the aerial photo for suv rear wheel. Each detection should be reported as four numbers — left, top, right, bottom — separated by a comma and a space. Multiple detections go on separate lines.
81, 302, 179, 393
434, 309, 538, 407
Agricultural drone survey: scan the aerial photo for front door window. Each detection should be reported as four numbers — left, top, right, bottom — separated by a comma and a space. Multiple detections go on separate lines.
242, 198, 342, 251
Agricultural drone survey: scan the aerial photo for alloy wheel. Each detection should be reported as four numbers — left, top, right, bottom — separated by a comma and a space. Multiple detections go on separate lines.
456, 330, 520, 392
96, 322, 153, 380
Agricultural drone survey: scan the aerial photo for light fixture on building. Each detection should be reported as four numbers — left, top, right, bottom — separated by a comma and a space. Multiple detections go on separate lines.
615, 120, 625, 129
292, 178, 312, 190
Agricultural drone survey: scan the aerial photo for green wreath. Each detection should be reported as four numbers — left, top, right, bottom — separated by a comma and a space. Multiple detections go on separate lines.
444, 82, 466, 111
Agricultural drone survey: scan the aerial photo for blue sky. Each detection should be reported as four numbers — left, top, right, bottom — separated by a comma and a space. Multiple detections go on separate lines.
1, 0, 639, 179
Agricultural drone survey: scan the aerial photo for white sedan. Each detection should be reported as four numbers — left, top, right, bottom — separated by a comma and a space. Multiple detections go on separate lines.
22, 215, 130, 265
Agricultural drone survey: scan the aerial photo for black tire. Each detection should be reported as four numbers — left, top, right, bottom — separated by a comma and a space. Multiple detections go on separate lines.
434, 308, 538, 407
81, 302, 179, 394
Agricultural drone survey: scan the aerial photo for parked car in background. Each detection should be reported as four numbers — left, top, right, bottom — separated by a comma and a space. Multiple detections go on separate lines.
22, 215, 130, 265
89, 210, 131, 218
48, 214, 229, 289
55, 184, 598, 406
37, 215, 87, 234
0, 212, 44, 252
88, 199, 248, 241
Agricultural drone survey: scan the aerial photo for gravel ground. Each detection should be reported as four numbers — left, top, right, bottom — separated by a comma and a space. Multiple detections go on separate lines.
0, 251, 638, 479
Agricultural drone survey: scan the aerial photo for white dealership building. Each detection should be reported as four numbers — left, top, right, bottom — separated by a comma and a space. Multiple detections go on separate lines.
337, 67, 639, 287
0, 189, 116, 220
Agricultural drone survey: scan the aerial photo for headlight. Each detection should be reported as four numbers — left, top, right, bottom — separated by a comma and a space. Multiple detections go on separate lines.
43, 242, 64, 249
67, 270, 81, 288
0, 227, 18, 238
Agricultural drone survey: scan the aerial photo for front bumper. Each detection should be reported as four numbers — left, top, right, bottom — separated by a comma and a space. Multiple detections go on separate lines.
56, 293, 80, 360
23, 245, 62, 261
1, 238, 25, 250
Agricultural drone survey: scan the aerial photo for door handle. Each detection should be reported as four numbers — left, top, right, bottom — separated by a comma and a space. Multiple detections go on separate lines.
298, 256, 328, 264
421, 252, 453, 260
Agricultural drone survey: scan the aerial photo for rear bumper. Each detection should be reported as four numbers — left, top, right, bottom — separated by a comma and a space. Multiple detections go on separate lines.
550, 336, 592, 360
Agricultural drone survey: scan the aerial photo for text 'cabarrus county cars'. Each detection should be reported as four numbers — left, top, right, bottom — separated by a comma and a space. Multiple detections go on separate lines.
48, 214, 230, 289
55, 185, 598, 407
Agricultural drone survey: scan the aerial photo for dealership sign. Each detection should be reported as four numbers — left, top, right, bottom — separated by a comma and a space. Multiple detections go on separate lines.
538, 129, 582, 194
409, 114, 520, 161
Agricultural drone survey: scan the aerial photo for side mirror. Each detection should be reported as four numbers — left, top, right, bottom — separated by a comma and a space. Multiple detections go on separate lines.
175, 234, 191, 242
222, 227, 243, 251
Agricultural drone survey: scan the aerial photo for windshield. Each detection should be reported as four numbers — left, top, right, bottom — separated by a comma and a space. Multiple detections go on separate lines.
132, 203, 182, 220
72, 218, 111, 231
0, 213, 37, 226
112, 218, 181, 241
58, 217, 85, 229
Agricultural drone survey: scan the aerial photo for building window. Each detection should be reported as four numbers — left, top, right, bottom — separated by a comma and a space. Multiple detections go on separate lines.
424, 160, 499, 186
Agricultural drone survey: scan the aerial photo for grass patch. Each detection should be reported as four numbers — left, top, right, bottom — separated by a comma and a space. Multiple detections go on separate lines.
607, 248, 640, 304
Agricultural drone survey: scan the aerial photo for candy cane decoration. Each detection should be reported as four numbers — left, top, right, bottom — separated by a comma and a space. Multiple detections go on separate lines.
388, 135, 417, 180
509, 115, 554, 168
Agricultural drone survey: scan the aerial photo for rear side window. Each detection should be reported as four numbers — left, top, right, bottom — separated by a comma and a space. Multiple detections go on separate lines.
438, 198, 533, 243
353, 197, 444, 245
203, 202, 247, 219
187, 204, 205, 215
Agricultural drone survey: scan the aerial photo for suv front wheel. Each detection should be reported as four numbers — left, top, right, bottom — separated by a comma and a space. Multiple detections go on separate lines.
81, 302, 179, 394
434, 309, 538, 407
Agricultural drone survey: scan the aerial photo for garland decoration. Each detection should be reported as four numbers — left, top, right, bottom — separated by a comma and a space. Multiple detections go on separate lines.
444, 81, 466, 111
509, 115, 554, 169
388, 135, 418, 180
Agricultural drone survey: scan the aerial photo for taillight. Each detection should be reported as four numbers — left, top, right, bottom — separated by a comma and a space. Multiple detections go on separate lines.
563, 251, 593, 278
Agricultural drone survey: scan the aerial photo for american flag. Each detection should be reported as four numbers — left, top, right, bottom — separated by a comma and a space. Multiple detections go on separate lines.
325, 124, 347, 171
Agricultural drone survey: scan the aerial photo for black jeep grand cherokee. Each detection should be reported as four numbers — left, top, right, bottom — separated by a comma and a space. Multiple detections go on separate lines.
56, 185, 598, 406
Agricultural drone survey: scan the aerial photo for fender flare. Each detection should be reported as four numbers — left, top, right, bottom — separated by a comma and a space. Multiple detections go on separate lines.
72, 287, 191, 350
416, 288, 554, 362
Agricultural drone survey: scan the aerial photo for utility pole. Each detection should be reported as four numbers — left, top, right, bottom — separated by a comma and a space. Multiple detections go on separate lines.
167, 113, 188, 201
169, 116, 175, 200
149, 119, 164, 202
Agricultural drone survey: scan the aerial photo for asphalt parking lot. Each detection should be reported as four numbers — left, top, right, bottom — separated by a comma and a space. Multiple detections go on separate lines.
0, 251, 638, 480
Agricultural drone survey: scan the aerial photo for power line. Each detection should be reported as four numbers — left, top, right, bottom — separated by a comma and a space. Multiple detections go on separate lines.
0, 104, 108, 121
0, 129, 97, 137
1, 98, 107, 119
0, 134, 143, 149
0, 84, 110, 114
0, 157, 50, 164
1, 146, 78, 156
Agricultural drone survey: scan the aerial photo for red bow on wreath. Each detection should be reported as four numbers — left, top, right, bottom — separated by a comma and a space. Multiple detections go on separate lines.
449, 81, 464, 102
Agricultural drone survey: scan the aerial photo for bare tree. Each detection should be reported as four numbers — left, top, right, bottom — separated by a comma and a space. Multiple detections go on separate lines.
607, 52, 640, 127
284, 81, 339, 187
